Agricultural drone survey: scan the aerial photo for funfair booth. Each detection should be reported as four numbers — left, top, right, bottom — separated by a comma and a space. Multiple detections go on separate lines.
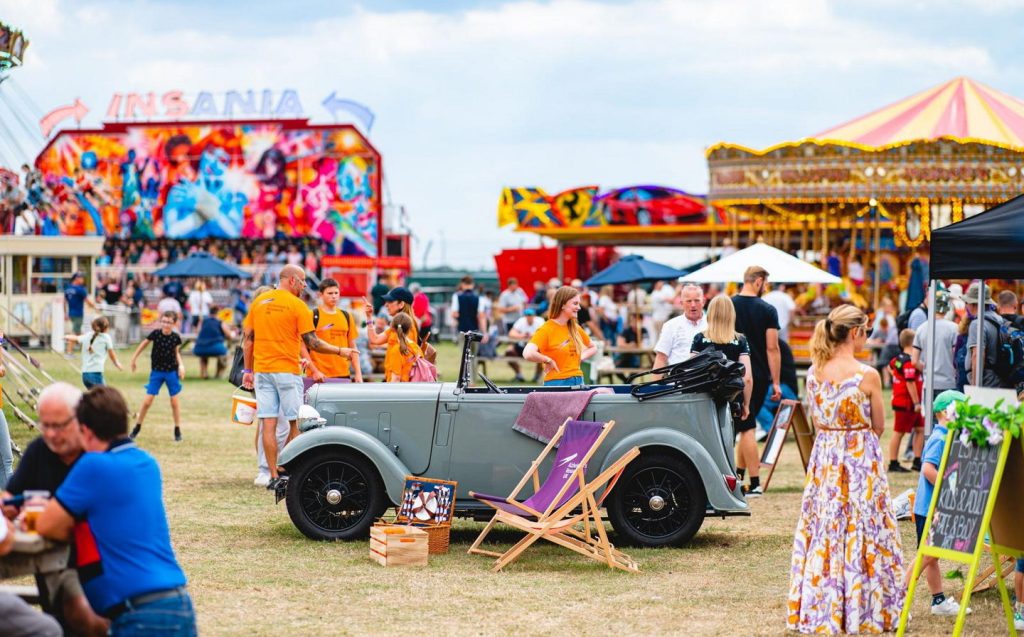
0, 235, 104, 341
707, 77, 1024, 304
25, 117, 409, 296
496, 185, 725, 283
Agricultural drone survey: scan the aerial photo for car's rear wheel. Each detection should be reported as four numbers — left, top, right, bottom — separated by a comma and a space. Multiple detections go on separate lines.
606, 451, 707, 547
285, 448, 388, 541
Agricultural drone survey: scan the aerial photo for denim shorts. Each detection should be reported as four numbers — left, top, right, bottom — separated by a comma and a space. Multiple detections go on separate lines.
110, 591, 197, 637
145, 370, 182, 397
82, 372, 105, 389
255, 372, 303, 420
544, 376, 584, 387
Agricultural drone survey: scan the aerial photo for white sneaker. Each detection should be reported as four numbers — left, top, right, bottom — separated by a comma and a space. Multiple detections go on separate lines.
744, 485, 763, 498
253, 474, 271, 487
1014, 609, 1024, 630
930, 597, 970, 616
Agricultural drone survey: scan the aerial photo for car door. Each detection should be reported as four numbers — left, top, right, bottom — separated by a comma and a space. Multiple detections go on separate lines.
444, 390, 550, 500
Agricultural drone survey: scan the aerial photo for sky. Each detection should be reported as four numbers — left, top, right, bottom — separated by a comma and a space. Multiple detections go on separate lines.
2, 0, 1024, 268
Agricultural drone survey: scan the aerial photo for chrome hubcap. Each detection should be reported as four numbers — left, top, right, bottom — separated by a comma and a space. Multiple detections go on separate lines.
325, 489, 343, 505
648, 495, 666, 511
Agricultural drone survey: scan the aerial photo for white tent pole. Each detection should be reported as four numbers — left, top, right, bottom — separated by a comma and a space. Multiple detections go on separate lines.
974, 279, 985, 386
923, 280, 936, 434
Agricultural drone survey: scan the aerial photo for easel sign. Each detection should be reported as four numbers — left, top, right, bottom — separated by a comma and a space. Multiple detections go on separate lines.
896, 433, 1024, 636
759, 399, 814, 492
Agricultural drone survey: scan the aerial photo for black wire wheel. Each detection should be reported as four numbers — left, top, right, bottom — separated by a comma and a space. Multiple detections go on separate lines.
285, 448, 388, 541
607, 451, 707, 547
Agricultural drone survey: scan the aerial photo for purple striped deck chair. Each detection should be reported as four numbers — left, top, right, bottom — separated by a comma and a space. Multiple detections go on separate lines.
467, 418, 640, 572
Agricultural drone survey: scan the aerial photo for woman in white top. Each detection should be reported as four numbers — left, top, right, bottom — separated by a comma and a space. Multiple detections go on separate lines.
65, 316, 123, 389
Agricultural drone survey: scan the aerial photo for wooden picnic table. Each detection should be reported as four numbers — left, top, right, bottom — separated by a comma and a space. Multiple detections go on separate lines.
0, 531, 69, 580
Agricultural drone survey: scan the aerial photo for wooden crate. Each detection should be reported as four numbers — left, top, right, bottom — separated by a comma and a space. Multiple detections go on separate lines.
369, 525, 428, 567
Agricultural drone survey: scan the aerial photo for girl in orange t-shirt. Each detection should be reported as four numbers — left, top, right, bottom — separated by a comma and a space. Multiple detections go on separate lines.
523, 286, 597, 386
383, 313, 423, 382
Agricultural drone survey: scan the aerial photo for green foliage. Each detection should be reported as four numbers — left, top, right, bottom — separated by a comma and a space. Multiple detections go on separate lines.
947, 399, 1024, 447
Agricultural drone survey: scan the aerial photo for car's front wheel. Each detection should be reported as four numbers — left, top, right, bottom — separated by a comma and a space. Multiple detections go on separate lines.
606, 451, 707, 547
285, 448, 389, 541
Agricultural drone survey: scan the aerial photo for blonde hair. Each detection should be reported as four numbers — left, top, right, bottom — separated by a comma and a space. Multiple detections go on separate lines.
391, 313, 414, 357
704, 295, 738, 344
548, 286, 584, 355
809, 304, 868, 368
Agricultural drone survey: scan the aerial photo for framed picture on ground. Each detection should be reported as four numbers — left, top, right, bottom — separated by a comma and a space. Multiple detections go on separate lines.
759, 399, 812, 492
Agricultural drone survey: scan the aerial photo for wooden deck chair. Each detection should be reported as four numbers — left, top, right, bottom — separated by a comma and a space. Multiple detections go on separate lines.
467, 418, 641, 572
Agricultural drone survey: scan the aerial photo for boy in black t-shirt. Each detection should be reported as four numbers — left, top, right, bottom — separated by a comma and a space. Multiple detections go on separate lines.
129, 311, 185, 441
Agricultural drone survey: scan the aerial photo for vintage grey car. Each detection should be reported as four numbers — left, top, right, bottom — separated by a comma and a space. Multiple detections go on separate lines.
278, 339, 750, 548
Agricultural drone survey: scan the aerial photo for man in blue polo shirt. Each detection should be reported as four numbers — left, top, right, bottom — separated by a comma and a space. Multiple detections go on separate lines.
37, 386, 196, 636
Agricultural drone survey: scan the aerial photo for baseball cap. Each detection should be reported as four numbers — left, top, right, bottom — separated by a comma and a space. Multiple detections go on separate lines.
524, 308, 536, 316
933, 390, 967, 414
381, 286, 414, 304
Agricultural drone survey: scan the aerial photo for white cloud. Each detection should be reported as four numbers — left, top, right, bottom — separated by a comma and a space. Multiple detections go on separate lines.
0, 0, 1010, 266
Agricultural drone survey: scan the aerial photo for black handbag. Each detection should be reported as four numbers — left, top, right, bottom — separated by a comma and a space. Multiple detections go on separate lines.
228, 346, 247, 388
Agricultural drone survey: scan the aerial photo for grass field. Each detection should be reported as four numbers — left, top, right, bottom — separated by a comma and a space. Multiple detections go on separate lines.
2, 342, 1015, 636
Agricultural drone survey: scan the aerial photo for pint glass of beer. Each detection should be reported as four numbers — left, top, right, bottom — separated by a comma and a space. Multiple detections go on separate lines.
22, 490, 50, 533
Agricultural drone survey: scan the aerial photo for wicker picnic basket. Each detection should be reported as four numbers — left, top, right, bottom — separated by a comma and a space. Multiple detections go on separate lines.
391, 476, 457, 555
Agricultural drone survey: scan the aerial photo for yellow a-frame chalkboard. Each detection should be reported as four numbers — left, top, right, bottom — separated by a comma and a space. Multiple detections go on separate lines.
897, 434, 1024, 636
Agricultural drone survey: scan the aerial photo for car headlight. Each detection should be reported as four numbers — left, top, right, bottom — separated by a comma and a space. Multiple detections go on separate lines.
297, 404, 326, 432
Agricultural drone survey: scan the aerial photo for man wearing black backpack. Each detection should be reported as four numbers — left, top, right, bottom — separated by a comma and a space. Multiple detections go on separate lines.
965, 282, 1015, 389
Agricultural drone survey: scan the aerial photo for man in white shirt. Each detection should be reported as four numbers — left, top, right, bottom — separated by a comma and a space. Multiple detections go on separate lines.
653, 284, 707, 374
496, 278, 529, 333
762, 283, 796, 343
505, 309, 545, 382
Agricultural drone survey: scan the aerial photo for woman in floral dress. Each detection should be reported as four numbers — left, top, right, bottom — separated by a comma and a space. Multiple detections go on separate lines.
787, 305, 905, 634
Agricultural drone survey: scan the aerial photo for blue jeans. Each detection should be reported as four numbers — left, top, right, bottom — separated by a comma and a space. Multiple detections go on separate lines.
82, 372, 105, 389
0, 411, 11, 490
110, 592, 197, 637
756, 383, 799, 433
544, 376, 584, 387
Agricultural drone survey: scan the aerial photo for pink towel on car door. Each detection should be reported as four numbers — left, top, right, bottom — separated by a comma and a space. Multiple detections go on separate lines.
512, 389, 612, 445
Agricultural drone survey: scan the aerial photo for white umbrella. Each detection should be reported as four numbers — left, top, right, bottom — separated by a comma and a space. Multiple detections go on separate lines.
683, 242, 841, 284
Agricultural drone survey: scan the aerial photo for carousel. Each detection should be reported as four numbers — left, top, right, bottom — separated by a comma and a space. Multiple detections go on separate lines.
707, 77, 1024, 304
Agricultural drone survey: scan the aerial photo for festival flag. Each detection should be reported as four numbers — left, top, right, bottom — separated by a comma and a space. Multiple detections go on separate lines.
141, 308, 159, 326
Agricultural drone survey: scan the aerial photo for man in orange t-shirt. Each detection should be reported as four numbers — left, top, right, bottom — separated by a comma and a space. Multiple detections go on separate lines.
304, 278, 362, 383
241, 265, 357, 489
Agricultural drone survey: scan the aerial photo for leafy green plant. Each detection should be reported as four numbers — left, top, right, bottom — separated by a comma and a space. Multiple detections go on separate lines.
948, 399, 1024, 447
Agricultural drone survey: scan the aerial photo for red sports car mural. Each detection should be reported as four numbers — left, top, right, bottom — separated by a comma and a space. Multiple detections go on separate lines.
596, 185, 707, 226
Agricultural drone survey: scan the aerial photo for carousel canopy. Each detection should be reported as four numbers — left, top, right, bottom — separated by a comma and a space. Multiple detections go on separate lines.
812, 77, 1024, 151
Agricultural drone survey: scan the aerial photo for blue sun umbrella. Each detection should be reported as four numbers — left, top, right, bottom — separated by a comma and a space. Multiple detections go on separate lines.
152, 251, 252, 279
584, 254, 695, 287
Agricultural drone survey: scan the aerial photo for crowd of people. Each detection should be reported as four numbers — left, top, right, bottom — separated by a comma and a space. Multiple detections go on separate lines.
4, 251, 1024, 633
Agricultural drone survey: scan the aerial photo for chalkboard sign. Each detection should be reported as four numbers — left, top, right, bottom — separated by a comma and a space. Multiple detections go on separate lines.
926, 438, 1001, 556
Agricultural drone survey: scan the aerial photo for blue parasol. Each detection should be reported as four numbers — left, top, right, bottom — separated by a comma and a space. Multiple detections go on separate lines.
152, 251, 252, 279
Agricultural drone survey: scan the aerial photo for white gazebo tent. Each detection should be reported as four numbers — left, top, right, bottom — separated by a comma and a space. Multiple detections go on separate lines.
682, 242, 841, 285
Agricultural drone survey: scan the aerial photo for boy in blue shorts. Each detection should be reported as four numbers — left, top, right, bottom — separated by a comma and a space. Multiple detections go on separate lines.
905, 389, 968, 617
129, 311, 185, 442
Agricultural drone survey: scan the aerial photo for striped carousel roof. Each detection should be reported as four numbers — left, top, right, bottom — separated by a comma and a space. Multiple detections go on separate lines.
812, 77, 1024, 149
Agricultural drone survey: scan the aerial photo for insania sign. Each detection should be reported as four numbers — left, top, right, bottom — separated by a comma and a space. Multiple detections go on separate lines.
106, 89, 304, 120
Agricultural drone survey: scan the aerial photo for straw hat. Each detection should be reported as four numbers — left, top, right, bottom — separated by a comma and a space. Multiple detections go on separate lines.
962, 281, 993, 305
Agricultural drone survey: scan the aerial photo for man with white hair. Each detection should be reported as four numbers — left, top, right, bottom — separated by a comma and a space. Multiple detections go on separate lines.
652, 283, 707, 374
2, 382, 110, 635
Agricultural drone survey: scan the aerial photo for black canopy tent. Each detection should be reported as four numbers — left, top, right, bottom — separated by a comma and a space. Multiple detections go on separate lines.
931, 192, 1024, 279
923, 192, 1024, 430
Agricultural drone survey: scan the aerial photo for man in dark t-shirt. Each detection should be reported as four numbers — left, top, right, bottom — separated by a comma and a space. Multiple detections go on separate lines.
2, 383, 109, 635
731, 265, 782, 497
